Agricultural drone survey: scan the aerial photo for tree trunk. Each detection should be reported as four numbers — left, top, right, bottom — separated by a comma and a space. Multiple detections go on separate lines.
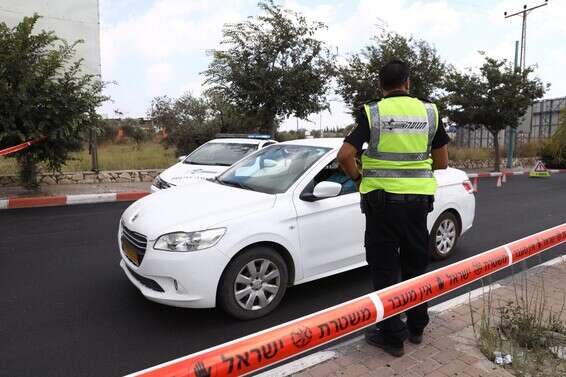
492, 131, 501, 172
18, 155, 39, 190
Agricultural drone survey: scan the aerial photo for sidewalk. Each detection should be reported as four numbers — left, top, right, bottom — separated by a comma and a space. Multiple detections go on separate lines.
290, 258, 566, 377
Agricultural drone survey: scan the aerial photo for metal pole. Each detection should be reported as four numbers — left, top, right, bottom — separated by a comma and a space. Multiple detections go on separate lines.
504, 1, 548, 167
90, 127, 99, 172
507, 41, 520, 169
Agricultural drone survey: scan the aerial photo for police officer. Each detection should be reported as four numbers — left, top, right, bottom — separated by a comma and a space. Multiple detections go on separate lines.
337, 60, 449, 357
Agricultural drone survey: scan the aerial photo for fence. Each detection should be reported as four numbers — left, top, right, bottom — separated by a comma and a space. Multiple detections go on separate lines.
127, 223, 566, 377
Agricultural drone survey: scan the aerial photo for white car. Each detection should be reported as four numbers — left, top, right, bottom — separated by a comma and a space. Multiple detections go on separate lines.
151, 135, 277, 192
119, 138, 475, 319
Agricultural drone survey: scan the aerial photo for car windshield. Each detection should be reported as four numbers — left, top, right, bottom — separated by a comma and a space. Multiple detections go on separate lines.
217, 145, 330, 194
184, 143, 258, 166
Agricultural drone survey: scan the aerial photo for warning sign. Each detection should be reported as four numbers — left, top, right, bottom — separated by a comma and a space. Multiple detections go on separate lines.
529, 160, 550, 177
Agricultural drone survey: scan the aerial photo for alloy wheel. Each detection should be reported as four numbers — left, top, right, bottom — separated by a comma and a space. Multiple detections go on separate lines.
435, 218, 456, 256
234, 258, 281, 311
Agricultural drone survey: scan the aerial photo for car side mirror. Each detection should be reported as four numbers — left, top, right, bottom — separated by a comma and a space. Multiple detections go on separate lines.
301, 181, 342, 201
178, 155, 187, 162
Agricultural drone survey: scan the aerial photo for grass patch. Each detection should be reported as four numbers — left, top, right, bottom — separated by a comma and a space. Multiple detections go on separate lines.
448, 146, 492, 162
449, 140, 544, 162
471, 271, 566, 377
0, 142, 177, 175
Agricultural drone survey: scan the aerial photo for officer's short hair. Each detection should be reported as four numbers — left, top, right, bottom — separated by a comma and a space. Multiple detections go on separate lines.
379, 60, 410, 91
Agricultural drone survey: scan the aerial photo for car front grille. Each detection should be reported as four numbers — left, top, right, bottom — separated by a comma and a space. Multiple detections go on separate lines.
121, 223, 147, 265
126, 265, 164, 292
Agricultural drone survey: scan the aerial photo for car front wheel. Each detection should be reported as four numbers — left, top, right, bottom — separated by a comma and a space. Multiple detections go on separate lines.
430, 211, 460, 260
218, 246, 288, 320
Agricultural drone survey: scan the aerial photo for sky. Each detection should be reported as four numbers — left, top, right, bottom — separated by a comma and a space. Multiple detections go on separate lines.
98, 0, 566, 131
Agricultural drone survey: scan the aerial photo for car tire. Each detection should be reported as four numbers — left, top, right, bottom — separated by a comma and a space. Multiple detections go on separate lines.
218, 246, 289, 320
429, 211, 460, 261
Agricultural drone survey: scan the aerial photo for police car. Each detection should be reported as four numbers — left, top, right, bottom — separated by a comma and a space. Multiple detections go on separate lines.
151, 134, 277, 192
119, 138, 475, 319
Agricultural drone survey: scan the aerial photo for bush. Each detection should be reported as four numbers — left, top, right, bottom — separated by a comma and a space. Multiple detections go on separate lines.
448, 147, 492, 161
97, 119, 120, 144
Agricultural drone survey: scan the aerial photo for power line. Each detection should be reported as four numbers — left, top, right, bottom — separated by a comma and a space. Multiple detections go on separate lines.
504, 1, 549, 71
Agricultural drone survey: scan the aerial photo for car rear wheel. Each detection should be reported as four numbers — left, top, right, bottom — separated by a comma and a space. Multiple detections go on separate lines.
430, 211, 460, 260
218, 246, 288, 320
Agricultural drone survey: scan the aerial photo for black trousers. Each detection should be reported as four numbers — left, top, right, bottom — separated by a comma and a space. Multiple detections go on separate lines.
364, 200, 430, 344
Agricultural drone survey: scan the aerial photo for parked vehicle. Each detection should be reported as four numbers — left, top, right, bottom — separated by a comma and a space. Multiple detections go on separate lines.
120, 138, 475, 319
151, 134, 277, 192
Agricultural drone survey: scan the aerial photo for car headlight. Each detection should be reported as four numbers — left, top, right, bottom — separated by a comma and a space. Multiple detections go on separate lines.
153, 228, 226, 252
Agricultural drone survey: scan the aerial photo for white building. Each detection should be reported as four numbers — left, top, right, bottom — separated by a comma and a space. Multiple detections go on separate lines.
0, 0, 101, 76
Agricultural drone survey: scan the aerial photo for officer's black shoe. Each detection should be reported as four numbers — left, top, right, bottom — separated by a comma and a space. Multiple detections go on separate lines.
364, 328, 404, 357
408, 331, 423, 345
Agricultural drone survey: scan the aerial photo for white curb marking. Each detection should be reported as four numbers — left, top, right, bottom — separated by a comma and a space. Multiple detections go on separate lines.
255, 351, 337, 377
0, 199, 8, 209
538, 254, 566, 267
429, 283, 502, 314
66, 193, 117, 205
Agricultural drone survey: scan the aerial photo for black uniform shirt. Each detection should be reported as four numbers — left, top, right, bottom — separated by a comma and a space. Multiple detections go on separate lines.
344, 92, 450, 151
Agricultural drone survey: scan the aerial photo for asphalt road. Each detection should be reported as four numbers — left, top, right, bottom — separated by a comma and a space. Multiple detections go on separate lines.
1, 175, 566, 377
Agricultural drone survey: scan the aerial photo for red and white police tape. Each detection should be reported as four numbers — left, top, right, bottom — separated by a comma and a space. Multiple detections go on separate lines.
0, 192, 149, 209
126, 223, 566, 377
0, 137, 46, 156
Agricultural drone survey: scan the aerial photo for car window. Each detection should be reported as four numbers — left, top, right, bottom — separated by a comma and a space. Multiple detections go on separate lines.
217, 145, 330, 194
305, 159, 357, 197
184, 143, 258, 166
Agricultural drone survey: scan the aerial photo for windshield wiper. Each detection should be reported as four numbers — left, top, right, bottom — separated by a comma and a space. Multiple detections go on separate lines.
217, 178, 253, 191
185, 161, 231, 166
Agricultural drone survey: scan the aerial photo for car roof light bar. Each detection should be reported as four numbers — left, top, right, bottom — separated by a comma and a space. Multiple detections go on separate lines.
215, 133, 272, 140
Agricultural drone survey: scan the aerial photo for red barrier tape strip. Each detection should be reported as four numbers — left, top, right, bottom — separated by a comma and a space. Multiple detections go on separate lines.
0, 137, 46, 156
128, 223, 566, 377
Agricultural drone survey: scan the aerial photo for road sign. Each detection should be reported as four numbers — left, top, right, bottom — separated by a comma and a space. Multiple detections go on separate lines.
529, 160, 550, 177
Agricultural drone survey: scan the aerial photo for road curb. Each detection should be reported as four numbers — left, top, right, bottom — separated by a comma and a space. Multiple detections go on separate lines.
0, 191, 149, 209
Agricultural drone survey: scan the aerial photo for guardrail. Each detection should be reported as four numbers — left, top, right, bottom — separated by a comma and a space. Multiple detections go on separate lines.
127, 223, 566, 377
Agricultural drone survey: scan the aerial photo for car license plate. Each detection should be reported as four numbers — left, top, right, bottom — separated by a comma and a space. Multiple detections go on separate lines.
122, 239, 139, 265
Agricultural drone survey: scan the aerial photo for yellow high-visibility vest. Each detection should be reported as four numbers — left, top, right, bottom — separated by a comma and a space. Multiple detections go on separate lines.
360, 96, 439, 195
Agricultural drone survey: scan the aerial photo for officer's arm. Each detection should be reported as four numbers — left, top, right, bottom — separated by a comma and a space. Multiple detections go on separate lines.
338, 143, 361, 183
431, 145, 448, 170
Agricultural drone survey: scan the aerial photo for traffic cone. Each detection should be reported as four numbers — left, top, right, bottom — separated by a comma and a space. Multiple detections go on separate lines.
496, 175, 502, 187
502, 173, 507, 184
473, 176, 479, 193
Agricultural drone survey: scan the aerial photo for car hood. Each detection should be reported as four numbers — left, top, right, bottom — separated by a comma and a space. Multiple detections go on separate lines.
122, 181, 275, 240
160, 162, 227, 186
434, 167, 469, 187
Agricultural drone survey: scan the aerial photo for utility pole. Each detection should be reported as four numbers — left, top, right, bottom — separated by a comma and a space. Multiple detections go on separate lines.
504, 0, 548, 168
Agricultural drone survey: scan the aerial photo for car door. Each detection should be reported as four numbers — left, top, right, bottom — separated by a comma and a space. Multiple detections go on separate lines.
293, 156, 365, 280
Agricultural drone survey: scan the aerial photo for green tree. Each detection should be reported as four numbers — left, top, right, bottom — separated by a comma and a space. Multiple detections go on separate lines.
148, 93, 219, 155
444, 54, 547, 171
203, 1, 334, 135
119, 118, 153, 148
337, 31, 447, 112
207, 93, 261, 134
0, 15, 108, 188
